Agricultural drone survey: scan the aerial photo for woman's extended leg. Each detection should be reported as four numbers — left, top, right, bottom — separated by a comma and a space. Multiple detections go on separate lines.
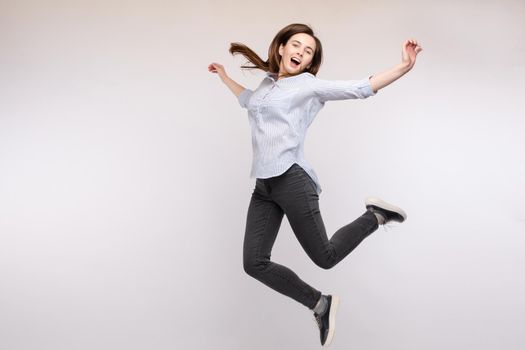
243, 179, 322, 309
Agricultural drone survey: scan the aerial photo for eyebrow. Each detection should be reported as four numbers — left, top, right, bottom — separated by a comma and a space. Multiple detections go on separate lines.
291, 40, 314, 51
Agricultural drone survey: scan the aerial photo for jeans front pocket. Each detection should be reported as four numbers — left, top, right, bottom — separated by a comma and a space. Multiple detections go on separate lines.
292, 165, 317, 195
302, 171, 318, 195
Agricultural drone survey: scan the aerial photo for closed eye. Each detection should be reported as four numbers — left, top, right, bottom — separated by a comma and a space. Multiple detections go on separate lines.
293, 46, 312, 55
291, 40, 314, 54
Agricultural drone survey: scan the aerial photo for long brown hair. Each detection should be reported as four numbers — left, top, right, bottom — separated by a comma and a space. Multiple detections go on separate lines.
229, 23, 323, 77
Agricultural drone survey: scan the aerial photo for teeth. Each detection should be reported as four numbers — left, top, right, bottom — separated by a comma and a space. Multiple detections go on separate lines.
291, 57, 301, 64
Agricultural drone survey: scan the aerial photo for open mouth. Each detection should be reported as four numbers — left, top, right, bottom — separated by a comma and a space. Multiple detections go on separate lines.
290, 57, 301, 68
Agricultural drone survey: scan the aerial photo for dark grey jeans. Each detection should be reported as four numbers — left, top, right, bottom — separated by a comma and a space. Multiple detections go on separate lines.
243, 163, 379, 309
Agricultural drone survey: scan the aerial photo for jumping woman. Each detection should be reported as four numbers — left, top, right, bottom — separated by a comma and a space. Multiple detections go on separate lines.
208, 23, 422, 347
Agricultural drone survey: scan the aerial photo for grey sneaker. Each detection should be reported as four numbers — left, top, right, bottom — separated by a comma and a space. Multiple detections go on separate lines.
365, 196, 407, 224
313, 294, 340, 347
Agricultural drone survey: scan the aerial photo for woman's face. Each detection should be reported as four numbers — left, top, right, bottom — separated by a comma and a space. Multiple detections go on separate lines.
278, 33, 316, 77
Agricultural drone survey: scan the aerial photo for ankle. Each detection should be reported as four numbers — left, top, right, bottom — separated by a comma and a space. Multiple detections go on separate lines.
312, 294, 328, 315
373, 211, 386, 225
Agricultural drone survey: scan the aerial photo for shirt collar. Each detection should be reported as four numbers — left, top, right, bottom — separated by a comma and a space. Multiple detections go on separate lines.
265, 71, 278, 81
265, 71, 311, 82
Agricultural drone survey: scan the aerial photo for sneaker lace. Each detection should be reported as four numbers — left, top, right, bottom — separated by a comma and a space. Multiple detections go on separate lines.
313, 313, 322, 329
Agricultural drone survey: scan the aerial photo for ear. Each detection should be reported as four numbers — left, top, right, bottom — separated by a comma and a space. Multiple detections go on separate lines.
278, 43, 283, 56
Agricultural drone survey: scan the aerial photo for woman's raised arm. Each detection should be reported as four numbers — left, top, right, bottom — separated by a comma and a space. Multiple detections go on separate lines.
368, 39, 423, 93
208, 62, 246, 98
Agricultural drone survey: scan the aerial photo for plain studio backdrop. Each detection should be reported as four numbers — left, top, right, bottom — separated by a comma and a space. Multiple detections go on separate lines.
1, 0, 524, 349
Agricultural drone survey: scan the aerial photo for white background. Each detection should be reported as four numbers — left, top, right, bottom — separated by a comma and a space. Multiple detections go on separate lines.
1, 0, 524, 349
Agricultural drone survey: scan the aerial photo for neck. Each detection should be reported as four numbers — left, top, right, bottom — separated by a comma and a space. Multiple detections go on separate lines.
277, 72, 296, 80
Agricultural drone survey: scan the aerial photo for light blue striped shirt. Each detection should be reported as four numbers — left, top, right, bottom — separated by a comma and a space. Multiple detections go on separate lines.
238, 71, 377, 195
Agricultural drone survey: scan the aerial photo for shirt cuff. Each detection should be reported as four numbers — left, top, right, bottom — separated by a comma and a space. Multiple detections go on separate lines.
364, 75, 377, 97
237, 88, 253, 108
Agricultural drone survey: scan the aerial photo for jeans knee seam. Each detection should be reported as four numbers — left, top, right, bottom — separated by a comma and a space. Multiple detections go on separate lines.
302, 182, 335, 267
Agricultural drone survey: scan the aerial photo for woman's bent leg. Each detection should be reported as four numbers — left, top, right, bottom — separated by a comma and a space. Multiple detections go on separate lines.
243, 179, 322, 309
275, 165, 379, 270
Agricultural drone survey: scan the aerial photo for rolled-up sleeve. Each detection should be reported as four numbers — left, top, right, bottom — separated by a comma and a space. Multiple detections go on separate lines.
237, 88, 253, 108
308, 75, 377, 103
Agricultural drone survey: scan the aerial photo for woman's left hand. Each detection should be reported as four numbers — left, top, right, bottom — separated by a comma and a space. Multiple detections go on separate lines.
401, 39, 423, 70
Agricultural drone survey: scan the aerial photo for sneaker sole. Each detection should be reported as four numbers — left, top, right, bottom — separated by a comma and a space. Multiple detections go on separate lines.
324, 295, 339, 347
365, 196, 407, 222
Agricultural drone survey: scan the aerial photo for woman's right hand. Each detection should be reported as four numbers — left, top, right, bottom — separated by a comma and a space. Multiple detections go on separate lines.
401, 39, 422, 71
208, 62, 227, 81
